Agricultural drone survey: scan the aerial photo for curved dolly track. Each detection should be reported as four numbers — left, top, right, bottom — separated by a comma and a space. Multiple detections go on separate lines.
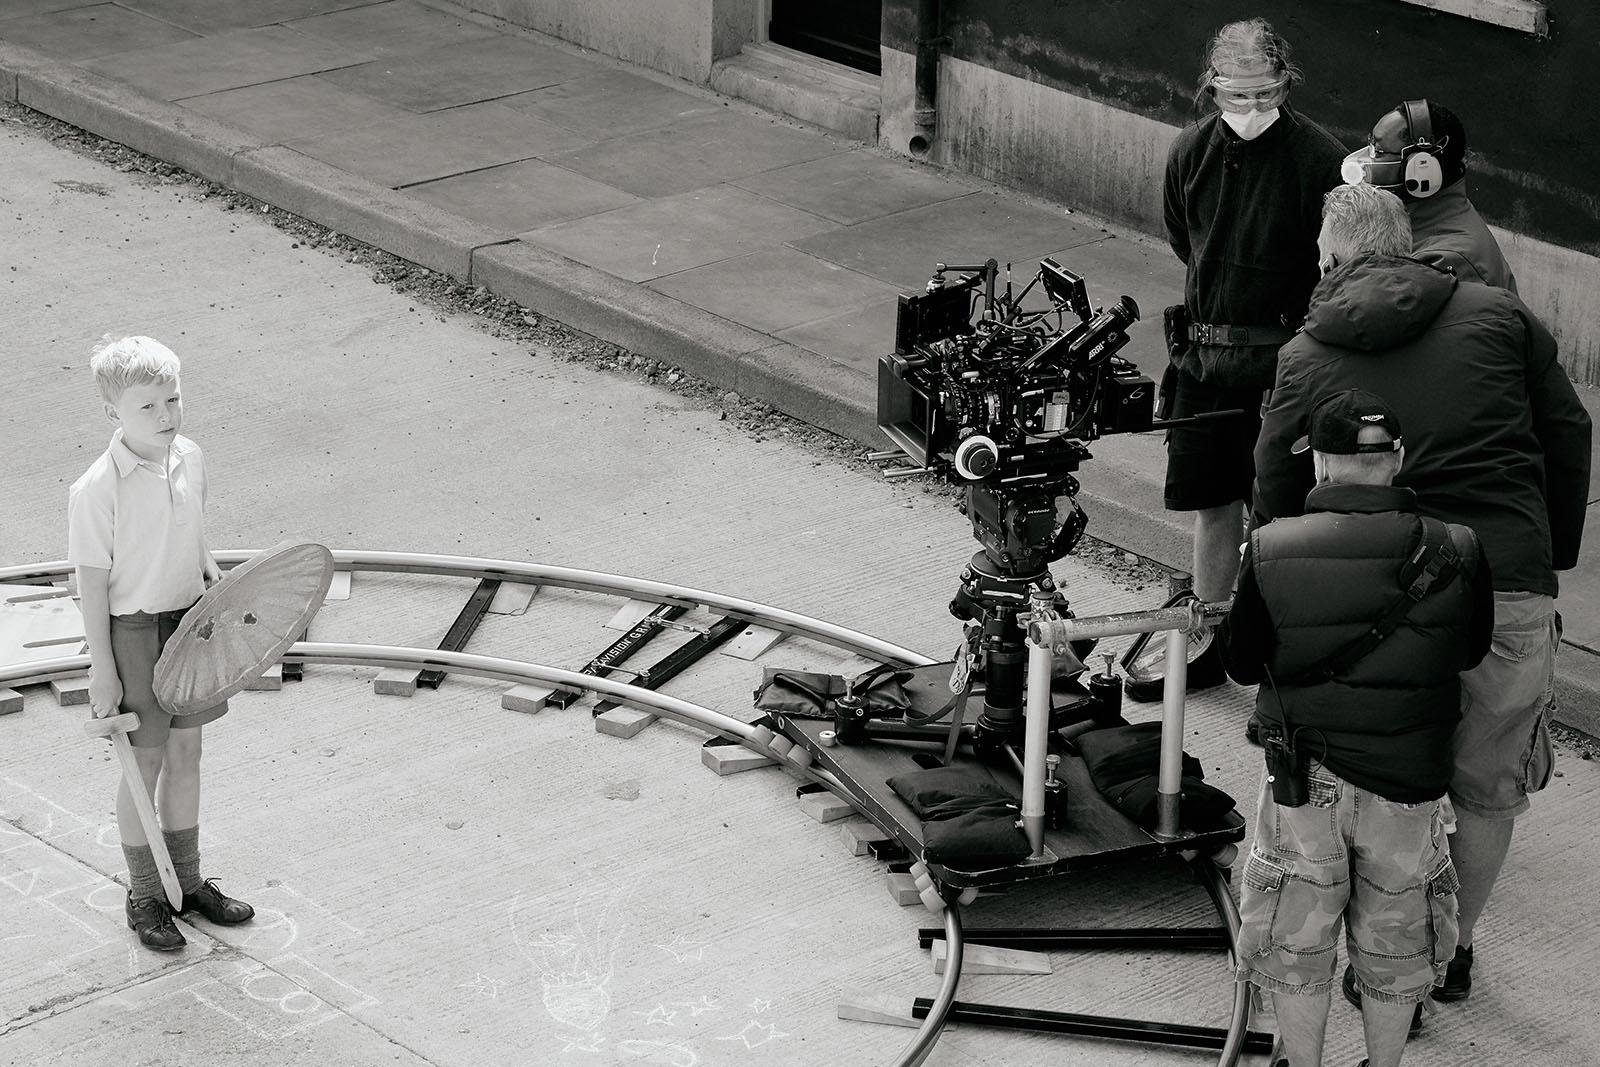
0, 549, 1244, 1067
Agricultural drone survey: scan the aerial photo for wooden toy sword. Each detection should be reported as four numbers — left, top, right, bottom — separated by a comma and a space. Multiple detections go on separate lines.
83, 712, 183, 909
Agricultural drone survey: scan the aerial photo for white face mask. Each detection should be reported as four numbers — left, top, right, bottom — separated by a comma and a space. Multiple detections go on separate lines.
1221, 107, 1280, 141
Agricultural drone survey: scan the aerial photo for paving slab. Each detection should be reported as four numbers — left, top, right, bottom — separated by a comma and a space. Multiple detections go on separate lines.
771, 292, 903, 375
316, 33, 598, 113
790, 192, 1112, 291
407, 156, 644, 231
498, 67, 728, 139
731, 148, 986, 226
0, 4, 196, 62
649, 247, 903, 335
118, 0, 359, 34
284, 0, 500, 57
286, 98, 591, 189
84, 24, 371, 101
548, 109, 845, 199
180, 77, 416, 145
527, 184, 837, 283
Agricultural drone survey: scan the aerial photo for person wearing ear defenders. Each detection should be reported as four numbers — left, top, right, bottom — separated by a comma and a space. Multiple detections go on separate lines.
1342, 100, 1517, 293
1157, 17, 1346, 696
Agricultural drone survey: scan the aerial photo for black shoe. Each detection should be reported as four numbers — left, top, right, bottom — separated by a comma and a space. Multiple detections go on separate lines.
180, 878, 255, 925
1431, 944, 1473, 1001
125, 894, 185, 951
1341, 965, 1423, 1036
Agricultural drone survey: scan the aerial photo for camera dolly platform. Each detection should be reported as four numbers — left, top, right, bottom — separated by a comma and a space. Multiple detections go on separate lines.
765, 597, 1273, 1067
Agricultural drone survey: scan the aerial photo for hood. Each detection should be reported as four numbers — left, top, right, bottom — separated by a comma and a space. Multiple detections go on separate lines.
1301, 253, 1457, 352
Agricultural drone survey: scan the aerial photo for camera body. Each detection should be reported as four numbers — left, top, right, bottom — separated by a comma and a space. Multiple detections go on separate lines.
877, 258, 1154, 574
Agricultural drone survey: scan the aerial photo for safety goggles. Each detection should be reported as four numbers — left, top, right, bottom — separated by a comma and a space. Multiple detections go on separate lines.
1209, 72, 1289, 113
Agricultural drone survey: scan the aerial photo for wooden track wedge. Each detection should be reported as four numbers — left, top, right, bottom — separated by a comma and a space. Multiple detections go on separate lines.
154, 543, 335, 716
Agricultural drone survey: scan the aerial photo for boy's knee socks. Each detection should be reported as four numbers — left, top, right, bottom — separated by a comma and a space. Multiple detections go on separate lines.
162, 826, 202, 894
121, 843, 164, 901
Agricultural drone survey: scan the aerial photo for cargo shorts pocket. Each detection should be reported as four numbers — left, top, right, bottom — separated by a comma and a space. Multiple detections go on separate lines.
1522, 691, 1557, 795
1237, 851, 1286, 959
1425, 854, 1461, 967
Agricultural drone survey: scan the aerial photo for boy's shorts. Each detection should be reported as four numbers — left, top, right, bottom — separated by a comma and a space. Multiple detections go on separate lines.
1162, 369, 1265, 511
1450, 591, 1558, 820
1236, 765, 1458, 1005
110, 605, 228, 748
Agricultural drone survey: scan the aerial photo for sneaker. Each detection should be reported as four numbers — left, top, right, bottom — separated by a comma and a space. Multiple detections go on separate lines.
1341, 965, 1423, 1036
180, 878, 255, 925
125, 894, 185, 951
1431, 944, 1473, 1001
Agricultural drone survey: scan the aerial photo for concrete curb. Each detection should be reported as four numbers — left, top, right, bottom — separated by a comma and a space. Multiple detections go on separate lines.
1556, 639, 1600, 740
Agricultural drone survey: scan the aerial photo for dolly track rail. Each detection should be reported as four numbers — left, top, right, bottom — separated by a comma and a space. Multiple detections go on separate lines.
0, 549, 938, 673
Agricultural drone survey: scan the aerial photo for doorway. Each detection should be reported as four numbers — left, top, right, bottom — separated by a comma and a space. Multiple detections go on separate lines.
769, 0, 882, 75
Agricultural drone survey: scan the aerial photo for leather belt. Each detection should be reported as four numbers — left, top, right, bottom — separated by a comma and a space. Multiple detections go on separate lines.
1188, 322, 1297, 346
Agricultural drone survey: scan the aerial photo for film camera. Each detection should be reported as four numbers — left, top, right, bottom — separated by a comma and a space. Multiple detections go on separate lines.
876, 258, 1154, 740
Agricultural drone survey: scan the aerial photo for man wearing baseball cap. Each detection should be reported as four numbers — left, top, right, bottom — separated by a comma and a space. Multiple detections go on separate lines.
1224, 387, 1493, 1067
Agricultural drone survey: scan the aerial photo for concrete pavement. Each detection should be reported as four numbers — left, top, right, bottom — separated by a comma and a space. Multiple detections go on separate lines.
0, 0, 1594, 726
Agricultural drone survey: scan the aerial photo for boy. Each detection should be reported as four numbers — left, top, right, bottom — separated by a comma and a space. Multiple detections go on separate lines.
69, 335, 254, 951
1220, 389, 1491, 1067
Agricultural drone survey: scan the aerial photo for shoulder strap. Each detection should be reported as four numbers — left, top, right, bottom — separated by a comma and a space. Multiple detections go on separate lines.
1311, 516, 1460, 680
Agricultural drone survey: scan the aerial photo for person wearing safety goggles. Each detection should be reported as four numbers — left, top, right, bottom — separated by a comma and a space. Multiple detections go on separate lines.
1341, 100, 1517, 292
1154, 17, 1346, 699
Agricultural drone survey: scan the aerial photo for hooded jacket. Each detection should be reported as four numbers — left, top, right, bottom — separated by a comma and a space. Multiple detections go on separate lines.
1409, 179, 1518, 293
1254, 253, 1591, 596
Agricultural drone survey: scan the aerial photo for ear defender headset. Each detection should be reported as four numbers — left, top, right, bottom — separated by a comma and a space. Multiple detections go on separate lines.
1399, 99, 1443, 199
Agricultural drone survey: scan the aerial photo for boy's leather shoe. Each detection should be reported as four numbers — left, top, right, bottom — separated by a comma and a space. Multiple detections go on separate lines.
125, 894, 185, 951
180, 879, 255, 925
1341, 965, 1423, 1036
1431, 944, 1473, 1001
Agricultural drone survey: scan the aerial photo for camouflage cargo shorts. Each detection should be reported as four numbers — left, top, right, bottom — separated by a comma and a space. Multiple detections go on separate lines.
1236, 764, 1459, 1004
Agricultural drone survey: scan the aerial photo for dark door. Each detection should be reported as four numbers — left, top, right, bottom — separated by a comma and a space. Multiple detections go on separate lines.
770, 0, 882, 75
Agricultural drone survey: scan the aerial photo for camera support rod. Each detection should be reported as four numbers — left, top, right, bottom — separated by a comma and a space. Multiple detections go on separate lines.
1025, 598, 1231, 842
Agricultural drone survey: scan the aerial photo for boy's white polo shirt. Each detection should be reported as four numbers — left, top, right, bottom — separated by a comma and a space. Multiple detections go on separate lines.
68, 429, 209, 616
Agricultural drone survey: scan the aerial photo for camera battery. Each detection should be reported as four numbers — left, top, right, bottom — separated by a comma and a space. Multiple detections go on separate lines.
1099, 362, 1155, 434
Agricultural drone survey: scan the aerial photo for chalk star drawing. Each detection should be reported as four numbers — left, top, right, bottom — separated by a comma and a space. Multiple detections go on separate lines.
560, 1033, 605, 1053
674, 995, 720, 1016
749, 998, 772, 1014
654, 935, 707, 963
457, 973, 502, 999
635, 1004, 678, 1026
716, 1020, 789, 1048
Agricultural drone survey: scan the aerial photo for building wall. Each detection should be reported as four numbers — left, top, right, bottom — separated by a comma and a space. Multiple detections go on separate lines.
460, 0, 744, 83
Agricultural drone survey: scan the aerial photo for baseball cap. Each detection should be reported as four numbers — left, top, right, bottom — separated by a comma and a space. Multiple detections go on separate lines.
1290, 388, 1403, 455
